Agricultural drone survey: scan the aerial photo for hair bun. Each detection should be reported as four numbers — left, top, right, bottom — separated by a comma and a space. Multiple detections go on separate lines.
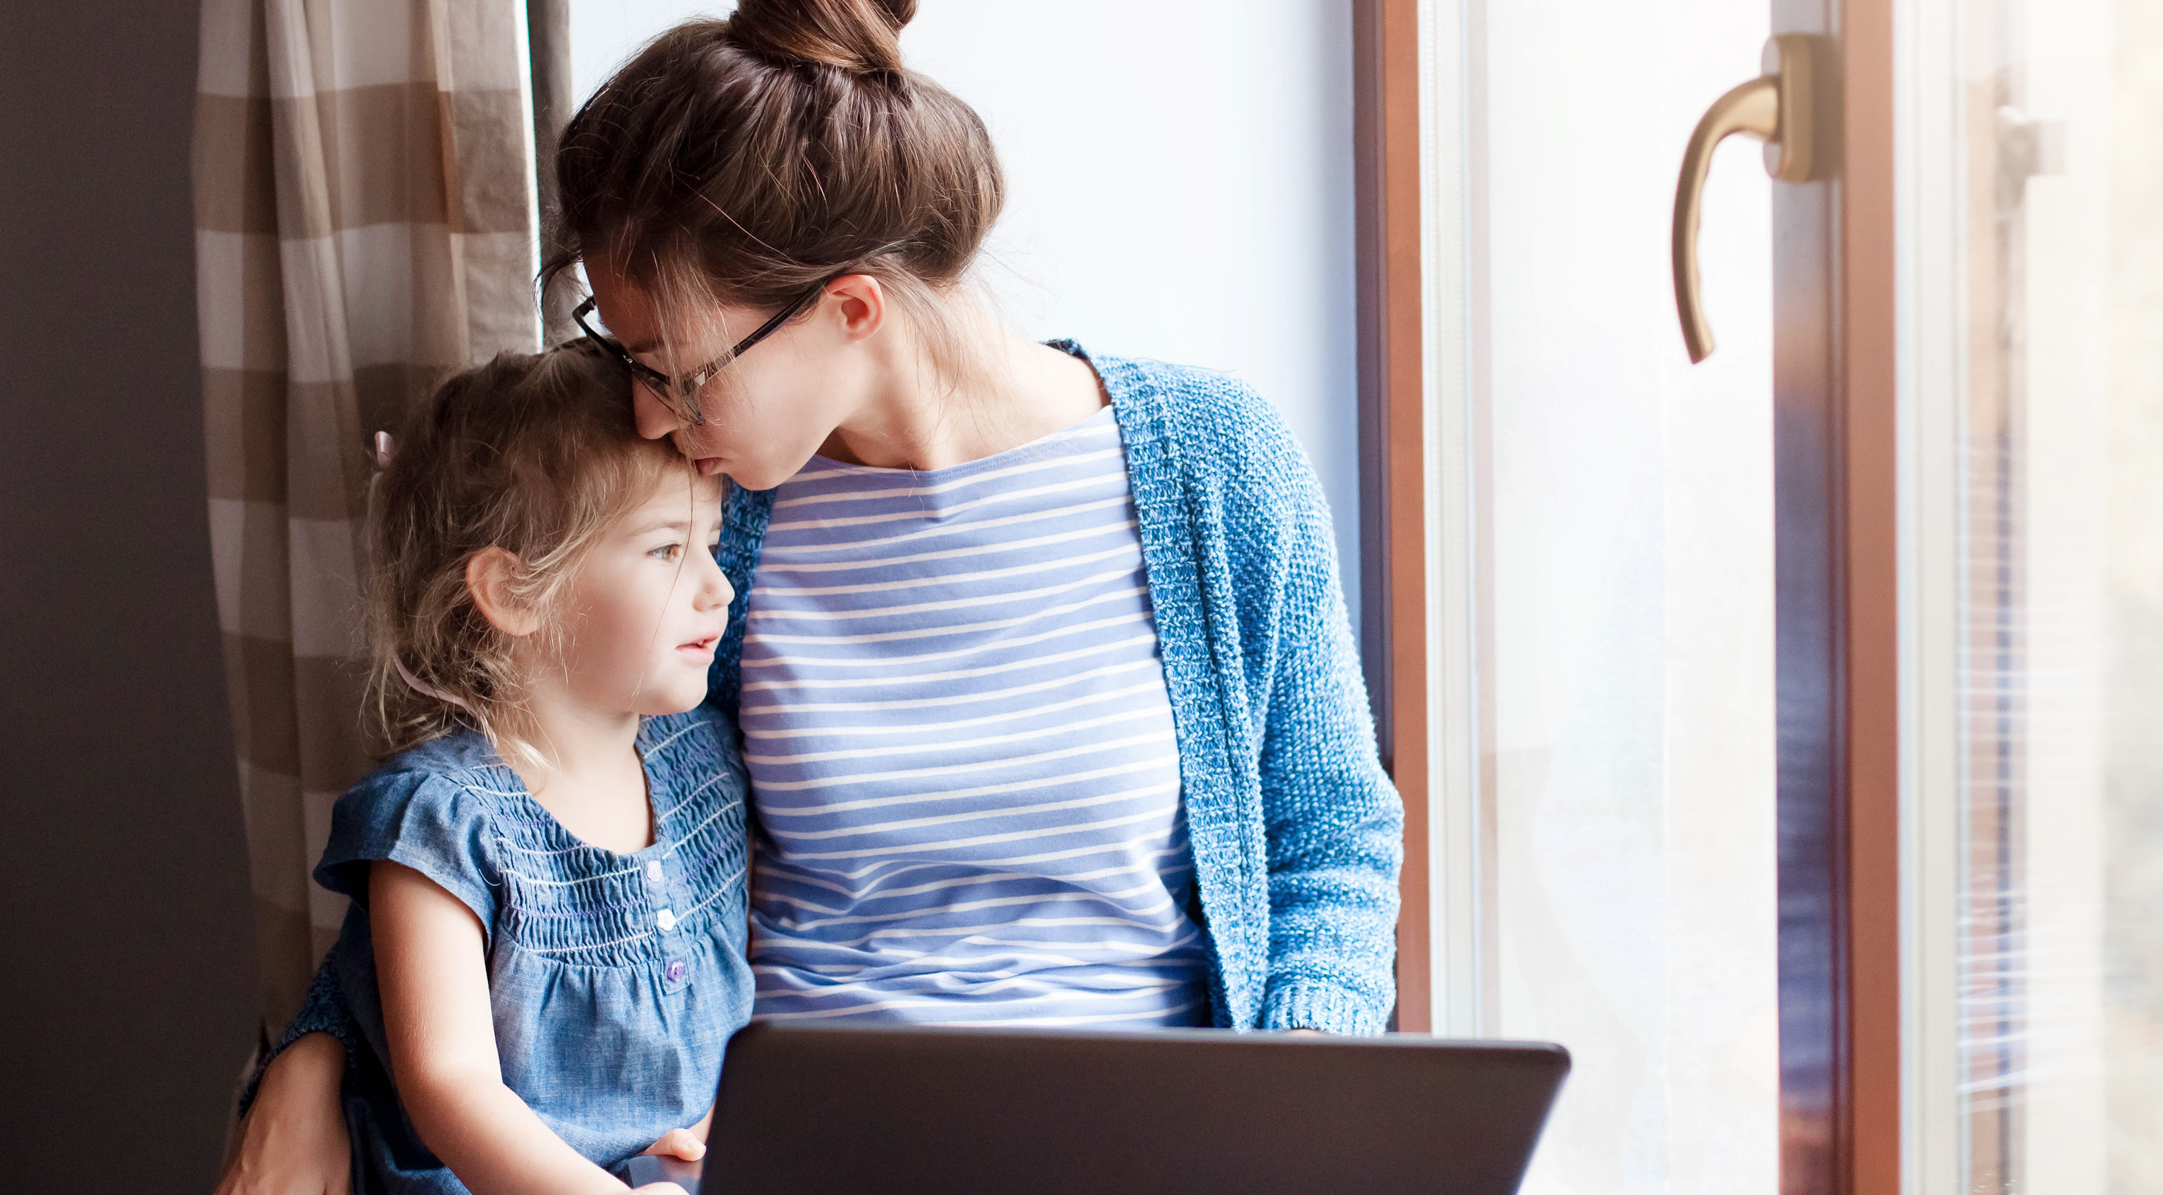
728, 0, 915, 76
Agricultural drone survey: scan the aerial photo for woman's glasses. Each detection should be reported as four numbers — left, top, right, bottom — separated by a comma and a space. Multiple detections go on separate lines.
570, 281, 827, 427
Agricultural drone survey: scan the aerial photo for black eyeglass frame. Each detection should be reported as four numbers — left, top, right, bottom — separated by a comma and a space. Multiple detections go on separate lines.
571, 281, 827, 428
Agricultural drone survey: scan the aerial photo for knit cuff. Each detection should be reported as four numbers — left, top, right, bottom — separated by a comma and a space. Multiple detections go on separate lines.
1261, 980, 1391, 1036
236, 961, 357, 1117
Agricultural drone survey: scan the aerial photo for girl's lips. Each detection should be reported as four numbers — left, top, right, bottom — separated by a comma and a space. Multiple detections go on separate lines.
696, 457, 724, 477
678, 634, 720, 656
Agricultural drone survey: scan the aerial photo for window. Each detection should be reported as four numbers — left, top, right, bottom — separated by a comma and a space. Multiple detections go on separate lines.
1902, 0, 2163, 1188
1397, 1, 1783, 1191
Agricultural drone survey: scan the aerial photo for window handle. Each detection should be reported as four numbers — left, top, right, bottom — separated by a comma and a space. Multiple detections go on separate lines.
1672, 34, 1825, 363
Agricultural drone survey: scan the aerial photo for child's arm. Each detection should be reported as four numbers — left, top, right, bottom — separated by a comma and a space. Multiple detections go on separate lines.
371, 861, 680, 1195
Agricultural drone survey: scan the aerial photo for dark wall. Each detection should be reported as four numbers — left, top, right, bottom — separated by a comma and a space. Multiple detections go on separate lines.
0, 2, 261, 1190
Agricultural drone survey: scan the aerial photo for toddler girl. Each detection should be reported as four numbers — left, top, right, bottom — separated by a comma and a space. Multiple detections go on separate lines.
304, 342, 751, 1193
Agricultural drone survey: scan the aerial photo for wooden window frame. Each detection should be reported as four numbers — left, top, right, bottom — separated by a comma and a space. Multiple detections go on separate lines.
1354, 2, 1902, 1191
1772, 2, 1901, 1192
1352, 0, 1433, 1034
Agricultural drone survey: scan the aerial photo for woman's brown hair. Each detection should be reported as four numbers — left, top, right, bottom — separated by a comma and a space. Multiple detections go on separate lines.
542, 0, 1004, 382
364, 342, 690, 768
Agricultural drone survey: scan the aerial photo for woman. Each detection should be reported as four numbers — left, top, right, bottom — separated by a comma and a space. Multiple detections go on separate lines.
222, 0, 1399, 1188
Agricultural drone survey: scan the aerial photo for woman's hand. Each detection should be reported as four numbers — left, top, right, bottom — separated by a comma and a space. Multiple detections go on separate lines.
215, 1032, 350, 1195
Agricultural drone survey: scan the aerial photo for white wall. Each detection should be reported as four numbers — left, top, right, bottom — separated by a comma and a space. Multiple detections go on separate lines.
569, 1, 1363, 636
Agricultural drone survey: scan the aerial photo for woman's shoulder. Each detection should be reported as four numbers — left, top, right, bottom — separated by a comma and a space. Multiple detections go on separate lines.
1076, 345, 1325, 543
1074, 345, 1286, 434
1072, 344, 1311, 492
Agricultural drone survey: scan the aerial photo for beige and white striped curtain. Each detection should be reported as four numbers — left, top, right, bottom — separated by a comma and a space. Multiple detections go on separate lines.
192, 0, 544, 1036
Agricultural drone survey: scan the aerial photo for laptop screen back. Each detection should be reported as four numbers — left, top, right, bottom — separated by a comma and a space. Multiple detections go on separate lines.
699, 1024, 1568, 1195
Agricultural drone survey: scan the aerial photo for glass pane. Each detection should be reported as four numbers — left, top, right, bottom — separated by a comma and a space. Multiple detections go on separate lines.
1473, 2, 1780, 1191
1934, 0, 2163, 1188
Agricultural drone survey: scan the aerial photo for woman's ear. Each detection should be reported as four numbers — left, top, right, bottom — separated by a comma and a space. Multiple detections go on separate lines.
465, 547, 543, 637
826, 273, 887, 343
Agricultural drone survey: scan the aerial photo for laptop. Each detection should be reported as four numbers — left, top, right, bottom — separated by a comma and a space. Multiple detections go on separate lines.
622, 1023, 1568, 1194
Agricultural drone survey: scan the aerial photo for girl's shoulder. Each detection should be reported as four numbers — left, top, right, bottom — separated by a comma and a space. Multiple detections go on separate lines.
315, 729, 514, 929
639, 702, 739, 773
641, 705, 752, 945
640, 703, 750, 823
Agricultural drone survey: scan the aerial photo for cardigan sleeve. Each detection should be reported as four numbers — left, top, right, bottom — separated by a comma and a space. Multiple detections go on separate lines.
1244, 419, 1404, 1034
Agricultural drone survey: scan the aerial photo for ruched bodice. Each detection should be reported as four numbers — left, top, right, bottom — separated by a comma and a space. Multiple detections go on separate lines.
313, 707, 755, 1192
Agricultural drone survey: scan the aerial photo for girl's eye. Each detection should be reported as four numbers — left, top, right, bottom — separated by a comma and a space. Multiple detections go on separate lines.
651, 542, 683, 561
707, 541, 723, 559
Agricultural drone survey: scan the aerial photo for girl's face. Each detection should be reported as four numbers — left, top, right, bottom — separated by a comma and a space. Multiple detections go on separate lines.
548, 473, 734, 717
585, 255, 874, 491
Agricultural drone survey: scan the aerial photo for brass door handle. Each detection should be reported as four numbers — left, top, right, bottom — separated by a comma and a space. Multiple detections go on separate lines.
1673, 34, 1824, 363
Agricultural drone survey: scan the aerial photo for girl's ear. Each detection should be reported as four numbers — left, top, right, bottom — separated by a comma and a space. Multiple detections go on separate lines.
465, 547, 543, 637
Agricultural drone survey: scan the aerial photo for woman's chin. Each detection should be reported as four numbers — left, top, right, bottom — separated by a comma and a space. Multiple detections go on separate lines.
721, 461, 799, 491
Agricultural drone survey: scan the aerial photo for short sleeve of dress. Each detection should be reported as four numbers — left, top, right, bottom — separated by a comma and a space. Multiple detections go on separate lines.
315, 768, 499, 938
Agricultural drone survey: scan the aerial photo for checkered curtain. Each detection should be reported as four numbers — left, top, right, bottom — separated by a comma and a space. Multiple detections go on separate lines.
192, 0, 544, 1035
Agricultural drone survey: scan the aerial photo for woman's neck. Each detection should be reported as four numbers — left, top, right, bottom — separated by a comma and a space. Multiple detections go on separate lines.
820, 311, 1107, 472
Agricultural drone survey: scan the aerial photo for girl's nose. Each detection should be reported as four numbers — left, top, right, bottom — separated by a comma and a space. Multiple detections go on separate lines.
698, 555, 736, 611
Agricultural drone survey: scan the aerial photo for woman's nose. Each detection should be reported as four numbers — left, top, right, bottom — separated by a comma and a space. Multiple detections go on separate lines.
632, 382, 685, 440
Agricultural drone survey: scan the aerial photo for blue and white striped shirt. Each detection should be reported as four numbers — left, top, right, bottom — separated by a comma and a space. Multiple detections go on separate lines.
741, 407, 1212, 1027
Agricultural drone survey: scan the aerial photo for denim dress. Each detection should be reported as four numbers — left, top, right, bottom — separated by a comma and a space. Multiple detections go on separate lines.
312, 706, 754, 1194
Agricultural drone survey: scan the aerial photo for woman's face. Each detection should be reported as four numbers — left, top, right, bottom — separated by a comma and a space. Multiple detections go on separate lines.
585, 255, 873, 491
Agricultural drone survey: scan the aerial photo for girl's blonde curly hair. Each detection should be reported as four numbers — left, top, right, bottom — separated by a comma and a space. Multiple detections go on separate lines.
364, 340, 693, 769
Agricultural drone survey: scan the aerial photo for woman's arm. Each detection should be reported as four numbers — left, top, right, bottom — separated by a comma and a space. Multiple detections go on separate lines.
1246, 422, 1404, 1035
216, 1032, 351, 1195
1255, 593, 1404, 1034
370, 861, 679, 1195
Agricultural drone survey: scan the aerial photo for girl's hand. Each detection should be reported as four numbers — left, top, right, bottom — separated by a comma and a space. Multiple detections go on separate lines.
640, 1128, 707, 1162
629, 1114, 709, 1194
215, 1032, 351, 1195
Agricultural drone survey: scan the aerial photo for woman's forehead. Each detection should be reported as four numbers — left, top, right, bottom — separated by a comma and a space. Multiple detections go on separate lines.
584, 256, 660, 344
587, 256, 750, 354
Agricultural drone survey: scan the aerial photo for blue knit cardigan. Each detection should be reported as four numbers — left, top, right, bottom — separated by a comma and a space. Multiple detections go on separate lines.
710, 344, 1404, 1035
260, 345, 1403, 1080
